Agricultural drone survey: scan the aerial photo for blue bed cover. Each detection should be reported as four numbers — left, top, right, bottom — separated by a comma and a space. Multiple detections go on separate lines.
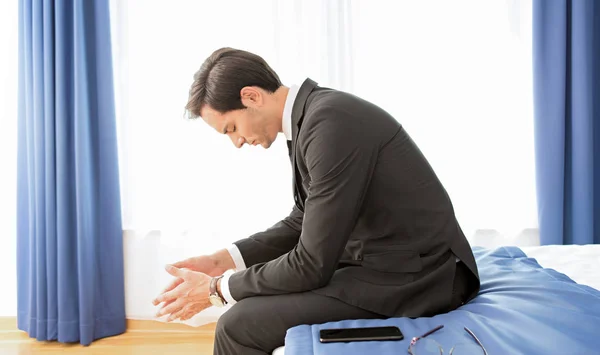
283, 246, 600, 355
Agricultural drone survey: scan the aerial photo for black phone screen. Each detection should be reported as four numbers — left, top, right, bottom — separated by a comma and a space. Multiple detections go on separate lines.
319, 326, 404, 343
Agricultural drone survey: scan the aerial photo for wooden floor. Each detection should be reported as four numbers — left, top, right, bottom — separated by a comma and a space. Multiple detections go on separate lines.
0, 317, 216, 354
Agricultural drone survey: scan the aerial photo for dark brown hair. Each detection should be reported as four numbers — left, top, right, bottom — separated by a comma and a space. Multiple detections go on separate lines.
185, 47, 283, 119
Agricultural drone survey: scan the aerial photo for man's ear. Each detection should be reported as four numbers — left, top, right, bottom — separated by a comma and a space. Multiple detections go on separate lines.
240, 87, 263, 108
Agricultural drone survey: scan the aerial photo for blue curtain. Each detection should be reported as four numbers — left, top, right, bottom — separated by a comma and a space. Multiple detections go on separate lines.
533, 0, 600, 245
17, 0, 125, 345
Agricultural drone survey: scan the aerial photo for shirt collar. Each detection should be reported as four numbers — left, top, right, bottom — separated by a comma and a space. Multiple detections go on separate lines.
282, 84, 300, 141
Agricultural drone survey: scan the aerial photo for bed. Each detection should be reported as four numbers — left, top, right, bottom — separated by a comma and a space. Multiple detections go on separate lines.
273, 244, 600, 355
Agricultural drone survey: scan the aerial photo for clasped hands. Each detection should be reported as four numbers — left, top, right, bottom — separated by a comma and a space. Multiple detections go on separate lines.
152, 255, 227, 322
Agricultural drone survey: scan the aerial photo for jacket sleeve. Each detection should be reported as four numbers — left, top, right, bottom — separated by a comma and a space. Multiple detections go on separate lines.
232, 205, 304, 267
228, 108, 379, 299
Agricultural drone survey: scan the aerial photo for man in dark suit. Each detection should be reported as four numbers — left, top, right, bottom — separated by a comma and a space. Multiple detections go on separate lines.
152, 47, 480, 355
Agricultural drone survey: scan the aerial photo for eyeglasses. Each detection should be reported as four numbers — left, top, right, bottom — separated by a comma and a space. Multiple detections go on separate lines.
407, 325, 488, 355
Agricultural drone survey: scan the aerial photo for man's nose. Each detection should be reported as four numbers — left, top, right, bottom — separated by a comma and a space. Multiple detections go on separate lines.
229, 133, 245, 148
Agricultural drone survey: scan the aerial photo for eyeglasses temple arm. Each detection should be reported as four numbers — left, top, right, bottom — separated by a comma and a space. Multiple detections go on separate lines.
420, 325, 444, 339
464, 327, 488, 355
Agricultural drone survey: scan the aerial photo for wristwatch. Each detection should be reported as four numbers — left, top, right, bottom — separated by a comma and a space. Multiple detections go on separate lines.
209, 275, 226, 307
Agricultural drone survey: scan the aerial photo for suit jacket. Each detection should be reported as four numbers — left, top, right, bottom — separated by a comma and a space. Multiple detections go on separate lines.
230, 78, 480, 317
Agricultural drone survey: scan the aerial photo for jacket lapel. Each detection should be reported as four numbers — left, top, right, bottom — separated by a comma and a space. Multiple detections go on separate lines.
290, 78, 318, 211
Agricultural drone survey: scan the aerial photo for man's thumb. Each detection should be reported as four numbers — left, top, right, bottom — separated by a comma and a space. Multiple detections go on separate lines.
165, 264, 186, 278
171, 259, 190, 269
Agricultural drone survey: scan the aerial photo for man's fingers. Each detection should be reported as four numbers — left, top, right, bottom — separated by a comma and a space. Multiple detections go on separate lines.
170, 259, 191, 269
157, 298, 186, 318
165, 265, 187, 279
167, 307, 186, 322
154, 282, 187, 305
180, 310, 194, 321
152, 278, 184, 305
158, 298, 176, 311
180, 303, 205, 321
161, 278, 184, 294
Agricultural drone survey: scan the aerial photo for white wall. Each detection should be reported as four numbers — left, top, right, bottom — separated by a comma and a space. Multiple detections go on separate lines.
0, 0, 538, 320
0, 0, 18, 316
111, 0, 538, 325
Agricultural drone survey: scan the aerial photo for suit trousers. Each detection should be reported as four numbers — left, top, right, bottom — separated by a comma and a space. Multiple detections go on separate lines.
214, 261, 471, 355
213, 291, 383, 355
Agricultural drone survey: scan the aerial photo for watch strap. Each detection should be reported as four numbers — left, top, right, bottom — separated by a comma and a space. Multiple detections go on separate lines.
210, 275, 225, 301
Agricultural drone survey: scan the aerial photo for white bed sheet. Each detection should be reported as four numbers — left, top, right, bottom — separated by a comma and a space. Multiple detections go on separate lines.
521, 244, 600, 291
272, 244, 600, 355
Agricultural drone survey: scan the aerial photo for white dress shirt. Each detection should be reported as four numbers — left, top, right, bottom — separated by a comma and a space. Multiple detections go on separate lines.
220, 84, 300, 305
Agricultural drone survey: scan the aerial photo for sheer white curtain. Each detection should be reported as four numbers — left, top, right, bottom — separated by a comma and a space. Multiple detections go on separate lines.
0, 1, 18, 317
351, 0, 537, 246
110, 0, 536, 324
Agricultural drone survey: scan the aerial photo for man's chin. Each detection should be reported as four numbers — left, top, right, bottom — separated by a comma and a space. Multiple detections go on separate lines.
261, 136, 275, 149
261, 141, 271, 149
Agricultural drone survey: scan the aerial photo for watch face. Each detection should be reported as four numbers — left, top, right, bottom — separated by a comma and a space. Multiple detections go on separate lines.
209, 294, 225, 307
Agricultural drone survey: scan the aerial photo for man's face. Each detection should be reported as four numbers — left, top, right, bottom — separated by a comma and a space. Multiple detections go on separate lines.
201, 105, 277, 149
200, 87, 279, 149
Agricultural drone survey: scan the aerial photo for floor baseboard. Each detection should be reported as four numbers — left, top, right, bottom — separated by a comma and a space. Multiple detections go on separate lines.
127, 319, 216, 333
0, 316, 216, 334
0, 317, 16, 331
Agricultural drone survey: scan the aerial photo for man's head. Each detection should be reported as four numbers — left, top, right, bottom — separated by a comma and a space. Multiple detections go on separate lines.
186, 47, 288, 149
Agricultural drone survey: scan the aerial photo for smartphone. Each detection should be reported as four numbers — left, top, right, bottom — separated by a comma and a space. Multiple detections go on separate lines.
319, 325, 404, 343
